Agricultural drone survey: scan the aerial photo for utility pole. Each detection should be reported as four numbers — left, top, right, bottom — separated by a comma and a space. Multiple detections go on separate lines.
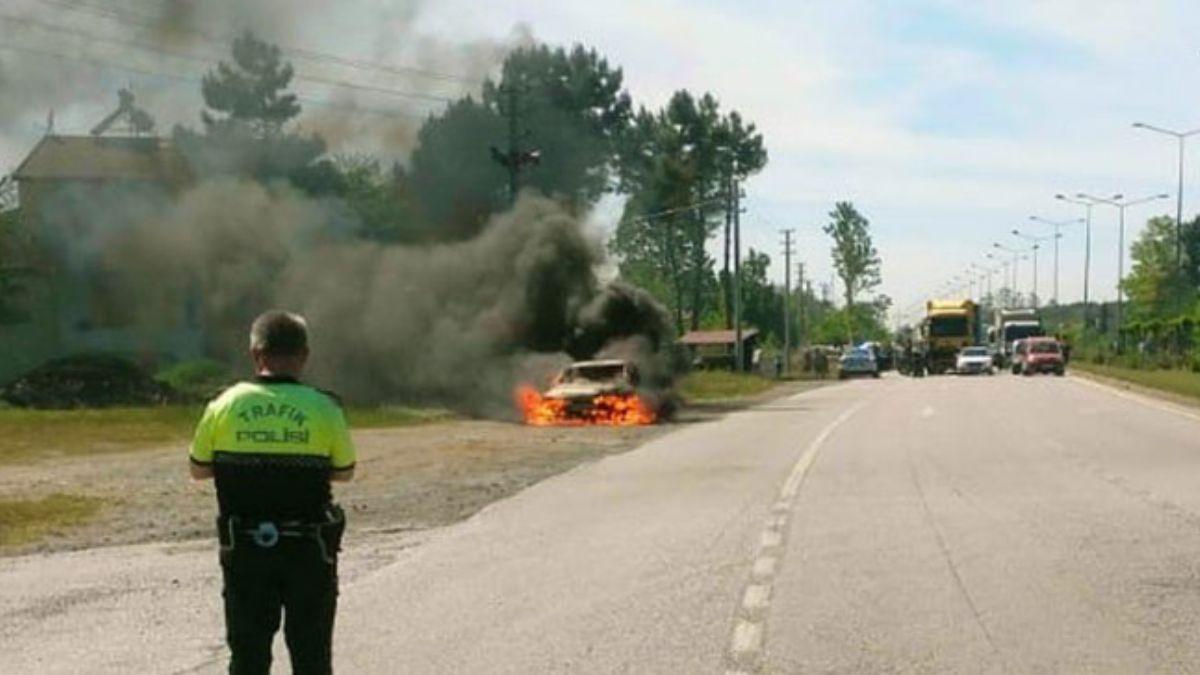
731, 174, 744, 372
797, 262, 807, 348
490, 85, 540, 206
1058, 194, 1098, 332
780, 229, 796, 376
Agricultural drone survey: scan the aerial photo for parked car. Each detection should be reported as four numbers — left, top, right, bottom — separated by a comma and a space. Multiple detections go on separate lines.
955, 346, 995, 375
1011, 337, 1065, 376
838, 347, 880, 379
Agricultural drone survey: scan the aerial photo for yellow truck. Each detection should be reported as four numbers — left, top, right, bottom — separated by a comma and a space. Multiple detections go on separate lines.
920, 299, 980, 374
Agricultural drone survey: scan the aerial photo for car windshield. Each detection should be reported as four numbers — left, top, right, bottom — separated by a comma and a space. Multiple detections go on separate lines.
1004, 324, 1044, 341
560, 364, 625, 383
846, 349, 873, 359
929, 316, 968, 337
1030, 342, 1060, 354
961, 347, 989, 357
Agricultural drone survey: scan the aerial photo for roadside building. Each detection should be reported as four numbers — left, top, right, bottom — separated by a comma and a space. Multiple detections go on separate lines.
678, 328, 760, 372
0, 133, 199, 383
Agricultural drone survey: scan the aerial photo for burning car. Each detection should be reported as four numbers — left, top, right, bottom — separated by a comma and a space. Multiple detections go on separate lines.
517, 359, 657, 426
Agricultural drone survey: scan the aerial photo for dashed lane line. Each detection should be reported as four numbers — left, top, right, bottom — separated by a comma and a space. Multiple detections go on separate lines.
724, 400, 867, 673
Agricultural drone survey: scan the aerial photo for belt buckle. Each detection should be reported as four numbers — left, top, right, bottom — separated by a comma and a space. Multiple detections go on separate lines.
251, 521, 280, 548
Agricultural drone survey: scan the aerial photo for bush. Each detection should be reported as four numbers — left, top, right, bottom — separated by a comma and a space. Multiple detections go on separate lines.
155, 359, 234, 402
1, 354, 178, 409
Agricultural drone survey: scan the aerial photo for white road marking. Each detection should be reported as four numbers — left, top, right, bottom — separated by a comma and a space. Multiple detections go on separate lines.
731, 621, 763, 655
1070, 374, 1200, 425
759, 530, 782, 549
742, 584, 771, 611
725, 400, 867, 670
751, 556, 777, 580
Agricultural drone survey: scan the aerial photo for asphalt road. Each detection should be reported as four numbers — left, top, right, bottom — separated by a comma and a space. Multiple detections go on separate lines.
6, 373, 1200, 673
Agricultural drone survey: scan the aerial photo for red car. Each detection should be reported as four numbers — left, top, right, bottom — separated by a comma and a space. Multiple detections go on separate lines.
1012, 337, 1065, 376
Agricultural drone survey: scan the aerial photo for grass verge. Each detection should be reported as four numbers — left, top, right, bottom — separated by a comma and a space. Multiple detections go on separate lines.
677, 370, 778, 402
1072, 362, 1200, 401
0, 493, 105, 547
0, 403, 454, 465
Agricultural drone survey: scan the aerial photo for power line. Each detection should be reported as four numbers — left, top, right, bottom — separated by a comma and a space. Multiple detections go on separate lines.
0, 42, 434, 121
623, 197, 727, 224
0, 13, 457, 105
37, 0, 486, 86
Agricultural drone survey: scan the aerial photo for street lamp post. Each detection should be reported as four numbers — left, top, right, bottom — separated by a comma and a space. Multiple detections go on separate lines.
1132, 122, 1200, 267
1011, 229, 1055, 307
1056, 194, 1096, 330
993, 242, 1022, 301
1076, 192, 1170, 340
987, 253, 1011, 307
1029, 215, 1084, 305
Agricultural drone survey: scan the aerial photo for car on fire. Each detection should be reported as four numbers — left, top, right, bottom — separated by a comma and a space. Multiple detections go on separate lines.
519, 359, 657, 426
955, 346, 995, 375
1011, 337, 1065, 376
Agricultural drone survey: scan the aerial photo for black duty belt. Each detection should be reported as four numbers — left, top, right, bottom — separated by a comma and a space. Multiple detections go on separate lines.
218, 504, 345, 564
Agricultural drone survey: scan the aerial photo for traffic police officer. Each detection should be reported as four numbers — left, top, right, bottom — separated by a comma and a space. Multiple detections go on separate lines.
190, 310, 355, 675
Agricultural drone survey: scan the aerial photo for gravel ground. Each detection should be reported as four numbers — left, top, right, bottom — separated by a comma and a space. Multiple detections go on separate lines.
0, 380, 824, 557
0, 418, 667, 556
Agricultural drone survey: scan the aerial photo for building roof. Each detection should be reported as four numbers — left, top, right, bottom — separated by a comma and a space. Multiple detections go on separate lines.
678, 328, 760, 346
13, 135, 188, 184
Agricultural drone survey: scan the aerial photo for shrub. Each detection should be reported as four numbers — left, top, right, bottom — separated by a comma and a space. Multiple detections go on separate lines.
155, 359, 234, 402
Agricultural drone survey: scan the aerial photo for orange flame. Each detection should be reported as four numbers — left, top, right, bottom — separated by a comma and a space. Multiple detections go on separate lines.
515, 385, 657, 426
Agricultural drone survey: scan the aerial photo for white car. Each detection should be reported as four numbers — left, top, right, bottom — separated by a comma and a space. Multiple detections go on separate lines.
955, 346, 995, 375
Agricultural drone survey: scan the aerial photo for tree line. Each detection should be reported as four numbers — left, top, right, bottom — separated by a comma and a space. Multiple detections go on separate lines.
172, 32, 890, 348
2, 31, 890, 349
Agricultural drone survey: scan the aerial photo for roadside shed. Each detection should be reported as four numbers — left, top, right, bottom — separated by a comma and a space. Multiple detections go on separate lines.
678, 328, 760, 371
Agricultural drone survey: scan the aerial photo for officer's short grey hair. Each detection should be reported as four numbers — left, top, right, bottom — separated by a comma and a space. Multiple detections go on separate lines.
249, 310, 309, 356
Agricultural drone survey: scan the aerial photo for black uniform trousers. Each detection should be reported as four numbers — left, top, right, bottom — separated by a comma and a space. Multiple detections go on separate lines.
220, 538, 338, 675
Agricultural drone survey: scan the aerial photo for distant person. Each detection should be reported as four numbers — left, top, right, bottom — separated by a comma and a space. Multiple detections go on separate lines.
190, 310, 356, 674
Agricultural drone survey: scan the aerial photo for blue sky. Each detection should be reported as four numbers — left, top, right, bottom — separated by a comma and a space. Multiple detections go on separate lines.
4, 0, 1200, 325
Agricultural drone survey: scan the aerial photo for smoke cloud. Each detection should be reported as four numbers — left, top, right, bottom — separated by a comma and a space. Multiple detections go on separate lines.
94, 181, 671, 415
0, 0, 520, 162
6, 2, 674, 416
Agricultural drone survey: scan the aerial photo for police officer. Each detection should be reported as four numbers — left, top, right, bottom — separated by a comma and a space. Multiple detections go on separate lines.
190, 310, 355, 675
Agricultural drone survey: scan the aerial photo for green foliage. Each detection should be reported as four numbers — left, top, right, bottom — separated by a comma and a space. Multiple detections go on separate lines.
0, 402, 449, 465
610, 90, 765, 333
154, 359, 234, 401
677, 370, 775, 401
741, 248, 781, 338
174, 31, 324, 181
1073, 361, 1200, 401
0, 207, 33, 325
1123, 215, 1196, 320
201, 31, 302, 136
824, 202, 881, 310
0, 493, 105, 547
407, 97, 508, 241
405, 44, 635, 241
483, 44, 634, 211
